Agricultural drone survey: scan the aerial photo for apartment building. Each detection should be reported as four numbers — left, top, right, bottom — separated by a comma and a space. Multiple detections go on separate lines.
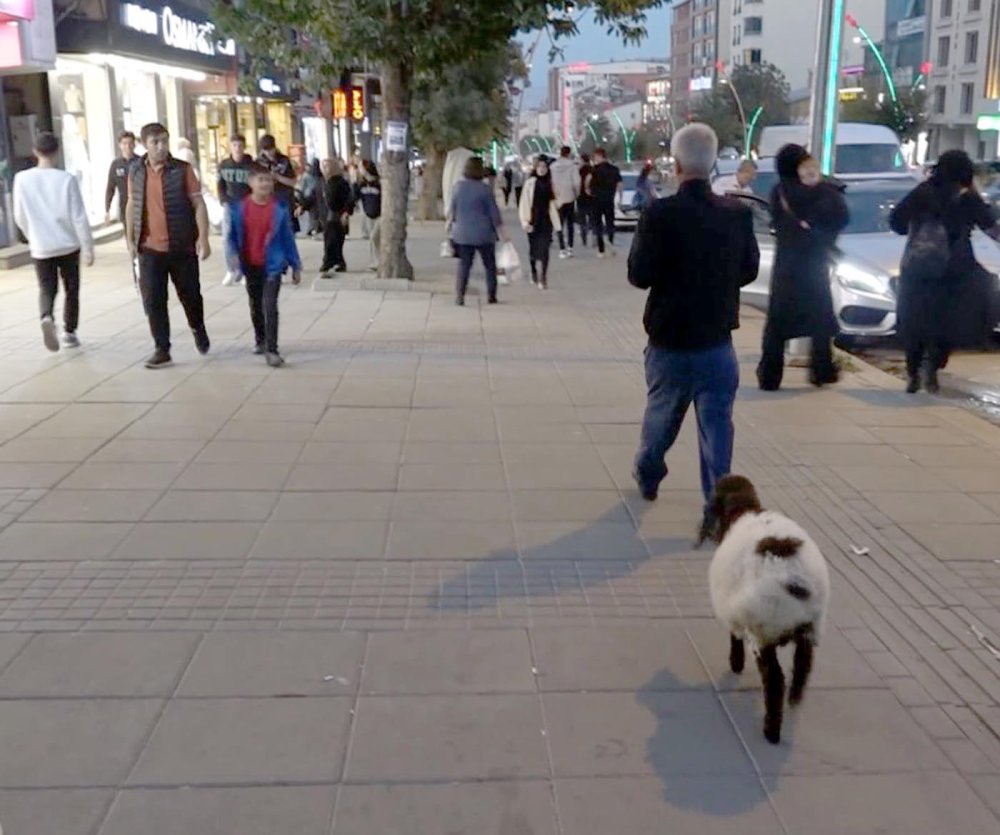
927, 0, 1000, 159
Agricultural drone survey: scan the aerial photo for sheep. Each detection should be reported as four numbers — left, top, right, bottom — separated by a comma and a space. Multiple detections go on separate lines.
704, 475, 830, 745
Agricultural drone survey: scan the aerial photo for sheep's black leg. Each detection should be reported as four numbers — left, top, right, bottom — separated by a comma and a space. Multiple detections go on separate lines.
729, 634, 745, 674
756, 644, 785, 744
789, 634, 814, 706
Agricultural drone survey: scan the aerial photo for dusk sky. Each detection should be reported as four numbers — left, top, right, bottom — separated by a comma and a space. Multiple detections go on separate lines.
519, 5, 673, 108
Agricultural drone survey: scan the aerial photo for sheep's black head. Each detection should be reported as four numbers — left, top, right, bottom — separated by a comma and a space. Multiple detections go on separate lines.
709, 475, 762, 544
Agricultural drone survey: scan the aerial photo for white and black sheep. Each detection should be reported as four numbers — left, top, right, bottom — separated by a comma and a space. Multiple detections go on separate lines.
704, 475, 830, 744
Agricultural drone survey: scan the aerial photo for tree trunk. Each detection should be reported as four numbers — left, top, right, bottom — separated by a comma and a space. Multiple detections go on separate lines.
379, 56, 414, 280
416, 146, 446, 221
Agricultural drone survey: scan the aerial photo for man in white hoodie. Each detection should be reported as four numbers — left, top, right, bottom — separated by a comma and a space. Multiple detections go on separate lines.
550, 146, 580, 259
13, 132, 94, 352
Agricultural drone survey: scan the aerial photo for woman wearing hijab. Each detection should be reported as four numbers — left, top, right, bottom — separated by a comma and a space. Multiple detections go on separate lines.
757, 144, 849, 391
889, 149, 1000, 393
519, 156, 561, 288
633, 161, 660, 211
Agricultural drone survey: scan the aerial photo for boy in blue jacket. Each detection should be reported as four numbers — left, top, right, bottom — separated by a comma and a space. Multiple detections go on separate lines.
227, 163, 302, 367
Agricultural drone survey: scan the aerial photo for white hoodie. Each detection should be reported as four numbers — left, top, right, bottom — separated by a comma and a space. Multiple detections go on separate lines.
549, 156, 580, 206
13, 167, 94, 260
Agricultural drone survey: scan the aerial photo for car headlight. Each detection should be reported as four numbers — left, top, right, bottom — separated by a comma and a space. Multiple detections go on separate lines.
835, 262, 891, 297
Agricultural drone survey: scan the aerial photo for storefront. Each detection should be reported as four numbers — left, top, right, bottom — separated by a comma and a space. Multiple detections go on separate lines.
52, 0, 237, 221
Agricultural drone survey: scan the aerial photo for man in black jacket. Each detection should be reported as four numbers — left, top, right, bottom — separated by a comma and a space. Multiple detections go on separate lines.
104, 131, 137, 223
320, 159, 354, 275
257, 134, 295, 207
627, 123, 759, 540
217, 133, 253, 286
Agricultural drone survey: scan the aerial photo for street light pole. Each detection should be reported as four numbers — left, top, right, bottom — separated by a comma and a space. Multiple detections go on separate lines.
809, 0, 846, 176
715, 61, 748, 157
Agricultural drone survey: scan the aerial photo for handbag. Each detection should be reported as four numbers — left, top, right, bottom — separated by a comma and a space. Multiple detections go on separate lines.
900, 217, 950, 282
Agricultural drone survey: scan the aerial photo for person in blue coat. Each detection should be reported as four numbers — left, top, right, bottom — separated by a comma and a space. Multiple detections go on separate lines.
227, 163, 302, 367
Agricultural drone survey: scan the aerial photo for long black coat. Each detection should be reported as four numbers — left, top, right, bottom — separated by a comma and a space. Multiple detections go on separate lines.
766, 180, 849, 340
889, 180, 999, 350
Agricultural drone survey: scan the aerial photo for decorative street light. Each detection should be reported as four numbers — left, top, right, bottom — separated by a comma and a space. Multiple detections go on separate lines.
715, 61, 749, 158
846, 13, 897, 103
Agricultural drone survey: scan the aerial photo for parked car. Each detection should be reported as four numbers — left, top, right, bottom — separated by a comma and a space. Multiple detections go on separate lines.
757, 123, 913, 179
726, 178, 1000, 344
614, 171, 645, 229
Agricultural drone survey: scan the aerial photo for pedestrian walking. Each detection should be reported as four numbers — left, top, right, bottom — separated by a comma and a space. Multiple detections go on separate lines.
295, 161, 320, 237
889, 149, 1000, 393
257, 134, 296, 208
447, 155, 510, 306
550, 145, 580, 259
502, 163, 514, 207
104, 131, 138, 223
217, 133, 253, 286
577, 153, 594, 247
627, 123, 760, 541
756, 145, 848, 391
126, 122, 211, 369
13, 132, 94, 352
712, 159, 758, 196
319, 159, 353, 276
519, 156, 561, 289
511, 163, 525, 209
175, 138, 199, 177
632, 161, 660, 211
356, 160, 382, 270
226, 164, 302, 367
586, 148, 623, 257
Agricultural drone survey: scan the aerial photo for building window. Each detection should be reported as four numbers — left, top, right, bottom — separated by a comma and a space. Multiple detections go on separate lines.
941, 0, 952, 16
747, 48, 762, 64
744, 16, 763, 35
961, 82, 974, 114
966, 31, 979, 63
969, 0, 981, 11
934, 85, 946, 113
706, 11, 716, 33
938, 36, 950, 66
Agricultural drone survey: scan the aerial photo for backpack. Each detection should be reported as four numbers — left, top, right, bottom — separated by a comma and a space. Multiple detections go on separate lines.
900, 217, 950, 282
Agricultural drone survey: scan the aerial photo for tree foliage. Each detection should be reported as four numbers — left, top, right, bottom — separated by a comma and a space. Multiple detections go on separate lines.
691, 62, 791, 152
841, 88, 927, 143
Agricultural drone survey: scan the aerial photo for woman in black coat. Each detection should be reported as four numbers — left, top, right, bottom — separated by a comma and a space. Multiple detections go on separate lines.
757, 144, 849, 391
889, 150, 1000, 393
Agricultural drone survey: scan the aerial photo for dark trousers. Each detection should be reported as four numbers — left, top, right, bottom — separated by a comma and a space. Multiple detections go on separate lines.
502, 187, 512, 206
592, 199, 616, 253
906, 342, 948, 378
578, 200, 592, 245
634, 341, 739, 510
322, 219, 346, 271
455, 243, 497, 301
244, 265, 282, 352
34, 251, 80, 333
138, 251, 205, 353
758, 325, 837, 390
528, 230, 551, 285
514, 186, 523, 207
556, 202, 575, 250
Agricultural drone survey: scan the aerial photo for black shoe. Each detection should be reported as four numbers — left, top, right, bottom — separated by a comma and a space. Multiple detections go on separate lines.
632, 468, 657, 502
334, 264, 347, 273
905, 374, 920, 394
253, 343, 265, 355
144, 349, 173, 369
193, 327, 210, 355
924, 369, 940, 394
488, 296, 498, 304
455, 296, 465, 306
695, 512, 720, 549
809, 365, 840, 388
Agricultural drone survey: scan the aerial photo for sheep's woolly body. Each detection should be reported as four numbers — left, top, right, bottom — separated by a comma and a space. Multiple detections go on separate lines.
709, 510, 830, 647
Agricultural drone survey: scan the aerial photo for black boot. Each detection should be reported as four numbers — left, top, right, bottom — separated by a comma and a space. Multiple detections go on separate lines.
905, 373, 920, 394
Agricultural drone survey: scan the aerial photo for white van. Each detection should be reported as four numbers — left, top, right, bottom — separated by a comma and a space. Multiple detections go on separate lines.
757, 123, 912, 178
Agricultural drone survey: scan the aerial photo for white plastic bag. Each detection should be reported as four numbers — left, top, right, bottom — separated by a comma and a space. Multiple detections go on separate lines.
440, 239, 456, 258
497, 241, 522, 284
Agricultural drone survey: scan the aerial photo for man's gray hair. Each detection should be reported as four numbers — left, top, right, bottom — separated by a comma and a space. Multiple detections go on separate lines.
672, 123, 719, 179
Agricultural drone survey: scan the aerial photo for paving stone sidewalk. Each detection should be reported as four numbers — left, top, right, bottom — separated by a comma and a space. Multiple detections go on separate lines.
0, 222, 998, 834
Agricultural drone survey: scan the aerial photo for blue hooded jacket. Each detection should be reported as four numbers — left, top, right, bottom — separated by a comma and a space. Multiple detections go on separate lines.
227, 197, 302, 277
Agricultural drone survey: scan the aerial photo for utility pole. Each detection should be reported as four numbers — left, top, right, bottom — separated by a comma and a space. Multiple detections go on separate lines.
808, 0, 846, 175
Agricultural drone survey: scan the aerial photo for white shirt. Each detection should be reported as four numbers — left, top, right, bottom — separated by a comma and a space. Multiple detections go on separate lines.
712, 175, 755, 196
13, 167, 94, 260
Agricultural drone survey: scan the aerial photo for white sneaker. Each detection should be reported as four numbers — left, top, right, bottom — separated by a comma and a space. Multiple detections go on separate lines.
41, 316, 59, 352
597, 251, 607, 259
235, 274, 245, 285
566, 249, 574, 258
558, 250, 568, 260
62, 332, 80, 348
222, 272, 236, 286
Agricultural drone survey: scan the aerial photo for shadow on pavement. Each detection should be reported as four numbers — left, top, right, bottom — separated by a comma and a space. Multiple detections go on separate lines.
427, 505, 692, 612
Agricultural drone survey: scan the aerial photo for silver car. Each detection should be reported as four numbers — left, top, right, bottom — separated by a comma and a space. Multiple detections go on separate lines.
728, 178, 1000, 343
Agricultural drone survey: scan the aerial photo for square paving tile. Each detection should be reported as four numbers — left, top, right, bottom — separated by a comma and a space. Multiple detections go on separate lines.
401, 442, 502, 463
362, 630, 534, 694
347, 695, 548, 782
333, 782, 558, 835
931, 467, 1000, 493
88, 439, 204, 463
830, 465, 953, 493
0, 789, 112, 835
510, 490, 631, 523
251, 520, 387, 560
284, 463, 399, 491
299, 441, 402, 463
0, 522, 133, 560
178, 632, 365, 696
0, 462, 82, 489
398, 462, 507, 491
407, 408, 498, 442
173, 462, 294, 491
112, 522, 262, 560
145, 490, 279, 521
555, 777, 783, 835
723, 689, 951, 775
0, 699, 162, 787
57, 462, 186, 491
128, 697, 352, 785
391, 491, 511, 521
194, 440, 305, 464
21, 490, 161, 522
901, 523, 1000, 561
101, 786, 336, 835
865, 491, 998, 524
770, 772, 1000, 835
0, 633, 199, 697
313, 408, 409, 442
386, 520, 516, 560
271, 491, 394, 520
516, 521, 648, 562
0, 437, 106, 462
533, 625, 715, 692
543, 692, 754, 778
505, 460, 616, 490
0, 635, 30, 671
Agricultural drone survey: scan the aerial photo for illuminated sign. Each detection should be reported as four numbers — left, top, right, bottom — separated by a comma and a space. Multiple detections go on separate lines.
896, 16, 925, 38
350, 85, 365, 121
119, 2, 235, 57
839, 86, 863, 101
258, 77, 282, 95
689, 75, 713, 92
976, 114, 1000, 131
332, 88, 347, 120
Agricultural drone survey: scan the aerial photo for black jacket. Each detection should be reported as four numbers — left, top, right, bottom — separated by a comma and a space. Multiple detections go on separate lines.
325, 175, 354, 217
258, 151, 295, 203
105, 156, 138, 217
217, 156, 253, 204
356, 178, 382, 219
628, 179, 759, 350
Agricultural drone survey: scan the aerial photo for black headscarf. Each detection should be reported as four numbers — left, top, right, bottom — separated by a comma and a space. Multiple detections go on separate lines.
531, 165, 554, 227
776, 143, 811, 181
932, 149, 974, 191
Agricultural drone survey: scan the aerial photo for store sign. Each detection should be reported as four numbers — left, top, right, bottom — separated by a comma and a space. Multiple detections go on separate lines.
896, 16, 925, 39
976, 114, 1000, 131
258, 77, 283, 95
119, 2, 235, 58
350, 85, 365, 121
332, 88, 347, 120
689, 76, 712, 92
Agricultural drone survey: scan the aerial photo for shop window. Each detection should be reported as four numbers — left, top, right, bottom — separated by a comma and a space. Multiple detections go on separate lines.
961, 82, 974, 114
966, 31, 979, 63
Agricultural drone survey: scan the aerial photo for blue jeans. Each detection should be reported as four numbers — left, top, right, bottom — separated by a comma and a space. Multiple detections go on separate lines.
634, 340, 739, 509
